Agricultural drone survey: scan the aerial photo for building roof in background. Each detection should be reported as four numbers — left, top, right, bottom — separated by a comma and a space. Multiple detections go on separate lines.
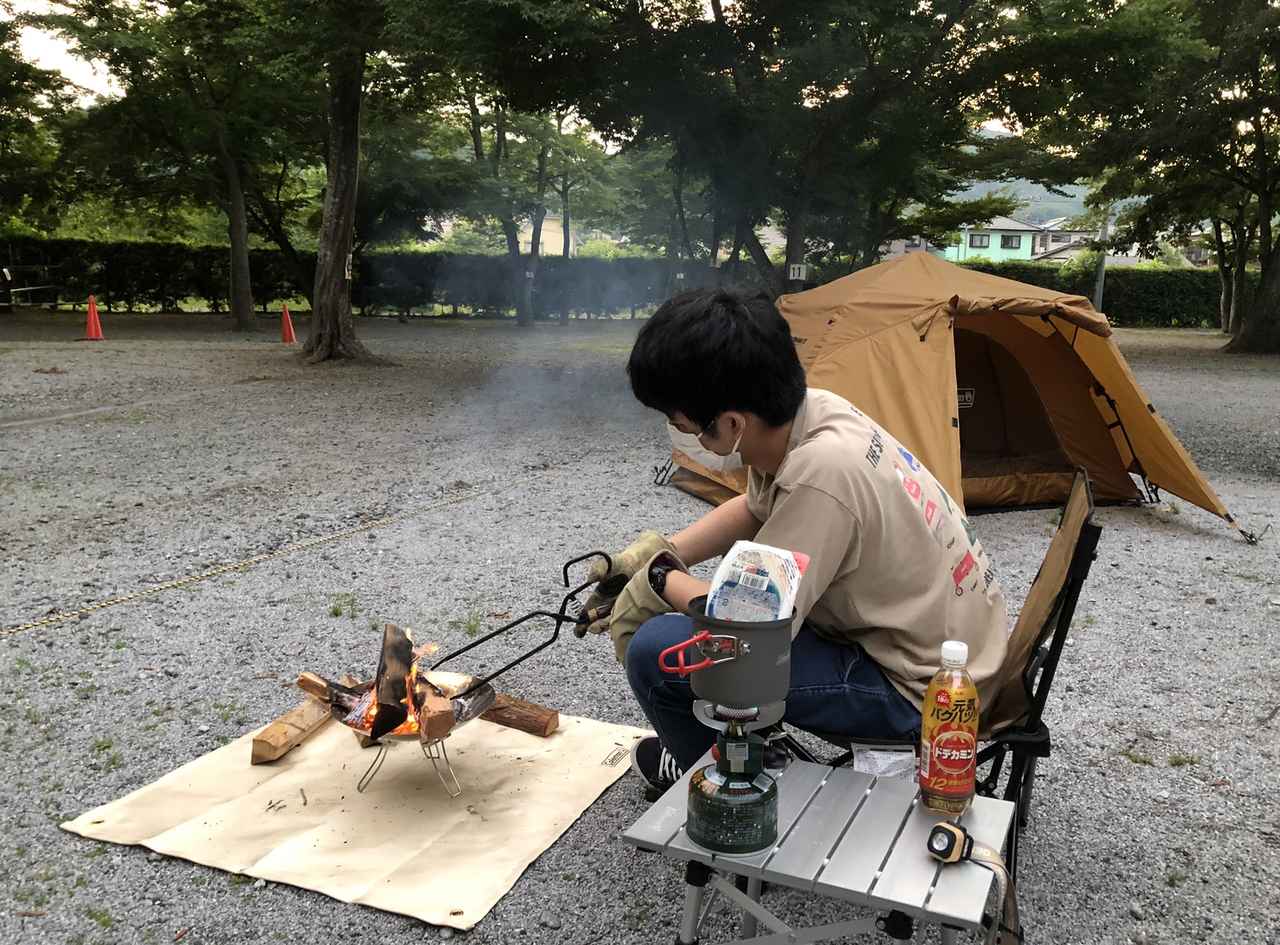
973, 215, 1043, 232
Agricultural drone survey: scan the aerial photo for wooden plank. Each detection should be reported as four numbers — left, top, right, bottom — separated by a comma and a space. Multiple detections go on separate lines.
867, 792, 946, 911
923, 796, 1014, 929
250, 696, 331, 765
760, 767, 874, 887
481, 693, 559, 738
813, 775, 917, 900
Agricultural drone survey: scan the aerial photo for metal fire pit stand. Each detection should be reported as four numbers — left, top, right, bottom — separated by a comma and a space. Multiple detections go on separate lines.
623, 752, 1015, 945
354, 553, 615, 797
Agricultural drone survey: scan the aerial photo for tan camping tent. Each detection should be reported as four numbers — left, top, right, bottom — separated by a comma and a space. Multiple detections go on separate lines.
666, 253, 1240, 530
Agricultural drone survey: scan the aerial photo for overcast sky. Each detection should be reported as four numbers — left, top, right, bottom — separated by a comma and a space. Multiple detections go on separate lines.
11, 1, 117, 97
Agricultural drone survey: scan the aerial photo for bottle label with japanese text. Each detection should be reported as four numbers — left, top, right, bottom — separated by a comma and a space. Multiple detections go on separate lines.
920, 675, 979, 814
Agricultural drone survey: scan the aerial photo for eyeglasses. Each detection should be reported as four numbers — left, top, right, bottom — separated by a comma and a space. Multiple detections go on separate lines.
669, 416, 720, 445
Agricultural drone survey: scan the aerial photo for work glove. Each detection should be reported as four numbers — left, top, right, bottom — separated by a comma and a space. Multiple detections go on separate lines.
606, 551, 687, 663
576, 531, 676, 637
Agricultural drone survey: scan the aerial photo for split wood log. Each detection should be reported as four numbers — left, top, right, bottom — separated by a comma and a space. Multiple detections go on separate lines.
250, 695, 331, 765
372, 623, 414, 738
481, 693, 559, 738
339, 674, 379, 748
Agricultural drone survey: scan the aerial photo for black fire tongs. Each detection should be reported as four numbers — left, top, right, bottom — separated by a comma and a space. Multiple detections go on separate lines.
427, 551, 622, 698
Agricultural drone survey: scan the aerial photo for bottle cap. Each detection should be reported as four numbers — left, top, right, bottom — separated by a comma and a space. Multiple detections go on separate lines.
940, 640, 968, 668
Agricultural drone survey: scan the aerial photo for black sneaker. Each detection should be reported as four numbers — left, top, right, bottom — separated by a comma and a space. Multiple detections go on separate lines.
631, 736, 683, 800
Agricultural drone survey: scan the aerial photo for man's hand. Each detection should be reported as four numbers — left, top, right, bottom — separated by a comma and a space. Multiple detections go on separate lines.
604, 554, 680, 662
576, 531, 676, 637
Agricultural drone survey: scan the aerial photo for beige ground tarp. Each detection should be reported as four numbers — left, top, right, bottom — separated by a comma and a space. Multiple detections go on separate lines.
62, 715, 648, 930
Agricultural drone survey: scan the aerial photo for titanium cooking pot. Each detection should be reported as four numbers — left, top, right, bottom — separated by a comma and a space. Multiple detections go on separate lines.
657, 596, 792, 707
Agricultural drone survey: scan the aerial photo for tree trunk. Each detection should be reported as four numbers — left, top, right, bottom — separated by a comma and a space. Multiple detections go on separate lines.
1212, 218, 1232, 333
1226, 246, 1280, 353
743, 227, 783, 297
248, 182, 315, 309
783, 197, 811, 292
1229, 231, 1250, 337
499, 216, 527, 323
216, 140, 256, 332
526, 206, 545, 324
524, 141, 549, 323
1091, 210, 1111, 312
306, 42, 373, 362
559, 184, 571, 325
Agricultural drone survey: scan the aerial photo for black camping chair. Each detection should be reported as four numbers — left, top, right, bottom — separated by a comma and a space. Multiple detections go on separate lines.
781, 470, 1102, 879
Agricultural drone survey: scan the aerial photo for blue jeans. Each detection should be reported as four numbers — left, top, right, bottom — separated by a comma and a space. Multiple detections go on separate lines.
625, 614, 922, 771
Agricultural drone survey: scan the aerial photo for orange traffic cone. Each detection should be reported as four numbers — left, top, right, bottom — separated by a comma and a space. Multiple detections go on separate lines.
82, 295, 104, 341
281, 303, 297, 344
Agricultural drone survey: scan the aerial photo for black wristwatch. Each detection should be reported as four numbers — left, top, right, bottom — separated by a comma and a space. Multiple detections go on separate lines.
649, 563, 676, 596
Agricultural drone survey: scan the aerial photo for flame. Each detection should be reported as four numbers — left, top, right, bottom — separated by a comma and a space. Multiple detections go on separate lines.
351, 662, 422, 737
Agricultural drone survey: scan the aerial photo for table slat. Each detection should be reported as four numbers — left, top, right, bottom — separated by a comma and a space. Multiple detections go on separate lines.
923, 796, 1014, 927
713, 761, 830, 872
813, 775, 917, 899
867, 793, 944, 911
665, 758, 828, 874
760, 767, 874, 887
620, 751, 707, 852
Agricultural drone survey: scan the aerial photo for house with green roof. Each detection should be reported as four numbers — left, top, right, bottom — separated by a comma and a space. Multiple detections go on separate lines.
941, 215, 1042, 263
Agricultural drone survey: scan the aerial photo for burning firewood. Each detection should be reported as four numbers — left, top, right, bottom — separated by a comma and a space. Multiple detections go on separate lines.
296, 624, 478, 745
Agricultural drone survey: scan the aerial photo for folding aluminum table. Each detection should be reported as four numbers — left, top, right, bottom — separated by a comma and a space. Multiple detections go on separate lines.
622, 755, 1015, 944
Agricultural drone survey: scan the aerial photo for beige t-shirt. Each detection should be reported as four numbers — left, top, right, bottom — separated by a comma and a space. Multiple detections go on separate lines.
748, 389, 1009, 708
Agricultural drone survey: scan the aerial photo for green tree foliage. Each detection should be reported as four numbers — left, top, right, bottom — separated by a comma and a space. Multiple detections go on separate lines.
994, 0, 1280, 352
0, 15, 68, 234
572, 0, 1029, 293
38, 0, 315, 330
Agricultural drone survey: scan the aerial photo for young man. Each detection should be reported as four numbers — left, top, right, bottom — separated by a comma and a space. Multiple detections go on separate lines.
582, 288, 1009, 795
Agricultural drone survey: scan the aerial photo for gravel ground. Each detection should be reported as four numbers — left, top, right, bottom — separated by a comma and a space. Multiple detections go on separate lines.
1, 311, 1277, 945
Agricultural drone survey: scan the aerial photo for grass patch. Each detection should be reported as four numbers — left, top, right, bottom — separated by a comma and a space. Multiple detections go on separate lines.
449, 605, 485, 639
213, 700, 246, 724
85, 907, 114, 929
14, 657, 34, 674
1166, 869, 1189, 887
91, 737, 113, 754
228, 873, 252, 886
1120, 748, 1155, 766
1168, 753, 1199, 767
329, 592, 358, 619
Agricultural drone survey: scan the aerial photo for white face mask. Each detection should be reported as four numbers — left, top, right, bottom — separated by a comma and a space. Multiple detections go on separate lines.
726, 426, 744, 462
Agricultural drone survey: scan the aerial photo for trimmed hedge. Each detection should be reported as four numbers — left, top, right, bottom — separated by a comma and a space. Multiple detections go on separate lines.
1, 236, 1236, 326
2, 236, 761, 318
956, 259, 1253, 328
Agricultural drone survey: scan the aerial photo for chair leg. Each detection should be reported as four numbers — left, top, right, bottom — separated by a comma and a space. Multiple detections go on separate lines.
1018, 755, 1039, 828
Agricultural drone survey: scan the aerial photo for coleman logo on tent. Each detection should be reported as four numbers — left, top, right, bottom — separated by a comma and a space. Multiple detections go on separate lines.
792, 335, 808, 346
958, 388, 976, 408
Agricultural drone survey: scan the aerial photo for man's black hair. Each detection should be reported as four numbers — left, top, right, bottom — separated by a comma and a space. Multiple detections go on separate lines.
627, 287, 806, 430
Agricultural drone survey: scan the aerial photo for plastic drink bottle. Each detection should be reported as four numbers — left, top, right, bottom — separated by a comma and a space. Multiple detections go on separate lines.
919, 640, 979, 814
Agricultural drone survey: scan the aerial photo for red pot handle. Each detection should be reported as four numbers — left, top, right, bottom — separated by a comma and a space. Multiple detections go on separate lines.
658, 630, 714, 676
